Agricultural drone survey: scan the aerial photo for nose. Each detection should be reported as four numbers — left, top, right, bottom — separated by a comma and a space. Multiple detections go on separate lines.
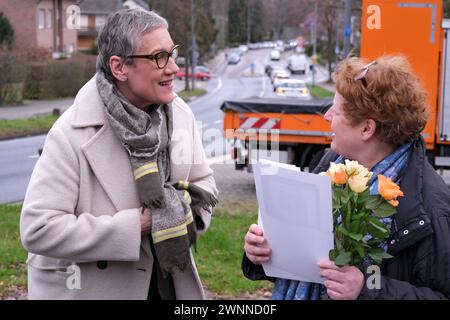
165, 57, 180, 74
324, 107, 333, 122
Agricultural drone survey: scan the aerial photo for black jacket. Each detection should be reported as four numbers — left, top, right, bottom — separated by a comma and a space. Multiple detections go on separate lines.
242, 137, 450, 299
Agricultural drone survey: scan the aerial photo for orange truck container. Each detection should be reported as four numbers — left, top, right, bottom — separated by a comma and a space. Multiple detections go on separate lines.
222, 0, 450, 170
361, 0, 450, 167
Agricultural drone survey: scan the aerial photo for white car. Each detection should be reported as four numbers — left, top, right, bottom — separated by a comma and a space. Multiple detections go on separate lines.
271, 69, 290, 83
270, 49, 281, 61
275, 79, 311, 98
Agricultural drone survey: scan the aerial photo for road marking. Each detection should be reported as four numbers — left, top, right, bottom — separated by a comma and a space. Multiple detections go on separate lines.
259, 76, 267, 97
214, 120, 223, 125
210, 76, 223, 96
27, 155, 39, 159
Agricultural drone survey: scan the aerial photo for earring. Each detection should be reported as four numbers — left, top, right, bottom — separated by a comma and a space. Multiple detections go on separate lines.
123, 76, 128, 81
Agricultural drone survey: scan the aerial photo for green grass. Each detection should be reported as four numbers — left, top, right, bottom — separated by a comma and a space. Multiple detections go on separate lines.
0, 114, 59, 140
193, 212, 273, 296
310, 85, 334, 98
0, 204, 272, 298
0, 204, 27, 297
177, 89, 206, 101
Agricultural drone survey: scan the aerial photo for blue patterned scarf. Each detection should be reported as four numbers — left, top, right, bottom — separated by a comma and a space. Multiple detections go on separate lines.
271, 142, 412, 300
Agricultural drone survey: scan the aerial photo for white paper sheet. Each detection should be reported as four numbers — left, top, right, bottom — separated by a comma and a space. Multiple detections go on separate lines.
253, 159, 334, 284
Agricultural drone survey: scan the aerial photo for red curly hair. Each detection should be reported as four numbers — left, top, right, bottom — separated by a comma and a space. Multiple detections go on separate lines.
333, 55, 429, 146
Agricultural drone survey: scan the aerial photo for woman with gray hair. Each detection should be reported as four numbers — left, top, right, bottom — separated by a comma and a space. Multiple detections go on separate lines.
20, 8, 218, 300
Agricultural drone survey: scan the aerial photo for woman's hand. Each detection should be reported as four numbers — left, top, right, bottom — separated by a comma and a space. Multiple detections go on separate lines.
140, 207, 152, 236
318, 260, 364, 300
244, 224, 271, 265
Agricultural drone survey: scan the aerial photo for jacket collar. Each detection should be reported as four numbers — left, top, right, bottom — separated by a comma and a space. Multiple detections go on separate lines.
71, 74, 106, 128
387, 136, 434, 255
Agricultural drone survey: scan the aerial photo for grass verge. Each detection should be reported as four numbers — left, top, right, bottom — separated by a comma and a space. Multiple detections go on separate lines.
193, 211, 272, 296
310, 85, 334, 98
0, 115, 59, 140
0, 204, 271, 298
177, 89, 206, 102
0, 204, 27, 298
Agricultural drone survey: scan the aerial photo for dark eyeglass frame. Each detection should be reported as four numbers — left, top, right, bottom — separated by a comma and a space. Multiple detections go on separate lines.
354, 60, 377, 87
127, 44, 180, 69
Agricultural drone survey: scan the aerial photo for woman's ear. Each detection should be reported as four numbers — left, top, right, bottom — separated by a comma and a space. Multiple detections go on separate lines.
361, 119, 377, 141
109, 55, 128, 82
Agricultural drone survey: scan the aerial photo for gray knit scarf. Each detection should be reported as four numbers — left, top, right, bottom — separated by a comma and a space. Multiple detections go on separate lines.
96, 72, 206, 275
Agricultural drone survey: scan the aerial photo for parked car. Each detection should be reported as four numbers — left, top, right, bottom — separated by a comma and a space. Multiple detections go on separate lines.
228, 53, 241, 65
270, 49, 281, 61
274, 79, 311, 98
176, 66, 211, 81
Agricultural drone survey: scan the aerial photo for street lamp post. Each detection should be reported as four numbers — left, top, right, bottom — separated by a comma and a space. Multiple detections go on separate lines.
312, 1, 318, 87
343, 0, 352, 58
190, 0, 196, 91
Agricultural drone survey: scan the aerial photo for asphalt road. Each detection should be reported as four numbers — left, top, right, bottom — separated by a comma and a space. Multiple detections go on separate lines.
0, 48, 329, 204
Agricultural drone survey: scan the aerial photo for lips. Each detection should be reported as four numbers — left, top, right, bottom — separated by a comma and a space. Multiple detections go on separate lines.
159, 79, 173, 86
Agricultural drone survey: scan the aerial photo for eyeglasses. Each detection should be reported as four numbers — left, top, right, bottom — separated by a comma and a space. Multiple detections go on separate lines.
354, 60, 377, 87
127, 44, 180, 69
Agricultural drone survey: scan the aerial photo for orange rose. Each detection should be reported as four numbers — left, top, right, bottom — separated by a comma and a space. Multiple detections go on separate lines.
378, 175, 404, 201
389, 200, 399, 207
328, 163, 347, 185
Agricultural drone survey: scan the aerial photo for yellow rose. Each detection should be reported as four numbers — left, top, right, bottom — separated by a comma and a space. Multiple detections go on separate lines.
348, 174, 370, 193
344, 160, 373, 180
344, 160, 364, 176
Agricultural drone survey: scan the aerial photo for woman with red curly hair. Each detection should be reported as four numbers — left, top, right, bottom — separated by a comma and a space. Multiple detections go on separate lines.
243, 55, 450, 300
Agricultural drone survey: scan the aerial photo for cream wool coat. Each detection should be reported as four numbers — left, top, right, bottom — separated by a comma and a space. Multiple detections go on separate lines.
20, 75, 218, 300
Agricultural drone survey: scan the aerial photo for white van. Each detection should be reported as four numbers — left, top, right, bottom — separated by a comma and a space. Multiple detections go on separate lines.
288, 54, 308, 75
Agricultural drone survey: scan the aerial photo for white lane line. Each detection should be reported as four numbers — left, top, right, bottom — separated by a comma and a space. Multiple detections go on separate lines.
209, 76, 223, 97
259, 76, 266, 97
214, 119, 223, 125
27, 155, 39, 159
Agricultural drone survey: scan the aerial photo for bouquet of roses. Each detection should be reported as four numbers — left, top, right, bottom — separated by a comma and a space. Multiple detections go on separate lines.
319, 160, 404, 267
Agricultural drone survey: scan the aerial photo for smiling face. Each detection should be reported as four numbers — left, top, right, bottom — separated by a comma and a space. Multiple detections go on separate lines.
324, 91, 366, 159
121, 28, 180, 108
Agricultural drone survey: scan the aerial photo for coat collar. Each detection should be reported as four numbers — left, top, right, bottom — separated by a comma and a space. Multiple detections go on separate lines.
71, 75, 106, 128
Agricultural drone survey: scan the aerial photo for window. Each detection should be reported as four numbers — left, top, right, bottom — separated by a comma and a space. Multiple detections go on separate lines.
38, 9, 45, 29
95, 15, 106, 30
47, 9, 52, 29
80, 15, 88, 30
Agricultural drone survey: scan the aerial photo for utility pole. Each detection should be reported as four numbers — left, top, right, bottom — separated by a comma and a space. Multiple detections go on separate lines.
190, 0, 196, 91
246, 0, 253, 44
312, 1, 318, 87
343, 0, 352, 58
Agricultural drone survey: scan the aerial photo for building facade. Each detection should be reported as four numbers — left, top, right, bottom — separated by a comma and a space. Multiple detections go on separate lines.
0, 0, 77, 55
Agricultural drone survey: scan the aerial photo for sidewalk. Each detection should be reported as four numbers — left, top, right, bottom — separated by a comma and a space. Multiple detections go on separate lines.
0, 98, 75, 120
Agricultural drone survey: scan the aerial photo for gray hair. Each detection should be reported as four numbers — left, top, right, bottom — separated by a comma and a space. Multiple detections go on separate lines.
96, 8, 169, 82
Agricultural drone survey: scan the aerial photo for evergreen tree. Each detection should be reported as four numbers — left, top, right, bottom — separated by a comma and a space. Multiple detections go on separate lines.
227, 0, 246, 45
0, 12, 14, 49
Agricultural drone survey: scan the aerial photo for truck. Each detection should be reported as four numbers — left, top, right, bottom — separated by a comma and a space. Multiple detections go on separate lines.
222, 0, 450, 171
287, 53, 308, 75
